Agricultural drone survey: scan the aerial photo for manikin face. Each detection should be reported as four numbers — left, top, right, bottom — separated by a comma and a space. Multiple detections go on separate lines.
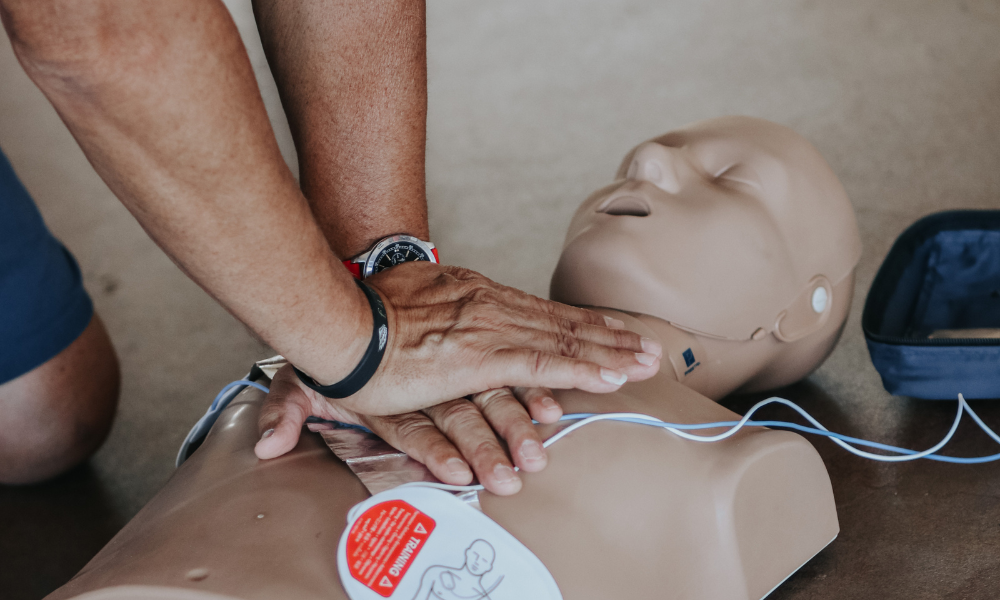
550, 116, 861, 340
464, 540, 495, 575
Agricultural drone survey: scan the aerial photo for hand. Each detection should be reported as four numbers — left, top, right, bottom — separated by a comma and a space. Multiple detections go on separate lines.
312, 261, 662, 416
255, 365, 564, 495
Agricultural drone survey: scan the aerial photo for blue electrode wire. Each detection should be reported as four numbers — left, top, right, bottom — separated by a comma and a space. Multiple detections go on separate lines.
210, 381, 1000, 470
176, 379, 275, 467
548, 394, 1000, 464
210, 379, 271, 411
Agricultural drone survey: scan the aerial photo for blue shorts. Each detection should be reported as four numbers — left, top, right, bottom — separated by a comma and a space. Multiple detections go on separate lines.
0, 148, 93, 385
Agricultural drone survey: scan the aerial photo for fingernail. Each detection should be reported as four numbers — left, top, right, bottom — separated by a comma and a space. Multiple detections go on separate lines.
641, 337, 662, 357
635, 352, 657, 366
447, 457, 470, 477
540, 396, 558, 409
600, 368, 628, 386
604, 316, 626, 329
520, 440, 544, 462
493, 464, 517, 484
260, 428, 274, 440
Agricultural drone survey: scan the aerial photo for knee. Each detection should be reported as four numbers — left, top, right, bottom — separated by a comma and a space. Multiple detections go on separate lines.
0, 315, 120, 485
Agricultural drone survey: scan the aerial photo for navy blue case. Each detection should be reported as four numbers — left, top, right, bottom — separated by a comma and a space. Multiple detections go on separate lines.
862, 210, 1000, 399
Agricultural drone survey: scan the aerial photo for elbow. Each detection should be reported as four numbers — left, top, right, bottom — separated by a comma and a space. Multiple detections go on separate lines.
0, 0, 127, 88
1, 1, 83, 62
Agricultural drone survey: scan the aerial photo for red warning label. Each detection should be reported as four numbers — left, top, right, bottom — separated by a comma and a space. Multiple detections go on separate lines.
345, 500, 436, 597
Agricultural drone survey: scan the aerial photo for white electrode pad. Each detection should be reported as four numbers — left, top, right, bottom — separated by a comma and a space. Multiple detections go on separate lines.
337, 486, 562, 600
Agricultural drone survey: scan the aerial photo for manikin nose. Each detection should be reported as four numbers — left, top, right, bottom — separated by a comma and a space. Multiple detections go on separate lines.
625, 142, 684, 194
598, 143, 695, 217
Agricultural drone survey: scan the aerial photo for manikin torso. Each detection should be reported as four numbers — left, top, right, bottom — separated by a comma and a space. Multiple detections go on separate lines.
43, 361, 837, 600
45, 117, 859, 600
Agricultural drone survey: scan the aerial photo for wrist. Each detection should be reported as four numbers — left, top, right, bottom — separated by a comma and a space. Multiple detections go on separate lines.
298, 279, 374, 386
294, 280, 389, 397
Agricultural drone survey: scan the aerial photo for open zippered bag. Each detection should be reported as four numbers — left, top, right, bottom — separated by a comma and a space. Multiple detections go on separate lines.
863, 210, 1000, 399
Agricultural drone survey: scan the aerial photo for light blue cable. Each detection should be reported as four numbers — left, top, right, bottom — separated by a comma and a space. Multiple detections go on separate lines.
557, 415, 1000, 464
209, 379, 271, 411
177, 378, 274, 467
210, 380, 1000, 464
554, 394, 1000, 464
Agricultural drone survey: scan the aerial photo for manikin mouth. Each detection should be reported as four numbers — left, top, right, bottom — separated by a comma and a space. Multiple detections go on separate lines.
596, 195, 651, 216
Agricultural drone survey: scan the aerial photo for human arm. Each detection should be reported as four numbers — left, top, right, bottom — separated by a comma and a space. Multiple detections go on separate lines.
0, 2, 661, 491
251, 0, 428, 258
0, 0, 373, 385
246, 0, 662, 493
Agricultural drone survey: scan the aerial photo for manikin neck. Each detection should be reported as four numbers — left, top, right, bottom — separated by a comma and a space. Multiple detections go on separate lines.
604, 309, 781, 401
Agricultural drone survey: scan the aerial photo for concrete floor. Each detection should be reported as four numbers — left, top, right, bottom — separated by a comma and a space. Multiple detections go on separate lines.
1, 0, 999, 598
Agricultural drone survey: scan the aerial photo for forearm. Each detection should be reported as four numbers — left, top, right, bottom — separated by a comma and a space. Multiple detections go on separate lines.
1, 0, 369, 384
253, 0, 429, 258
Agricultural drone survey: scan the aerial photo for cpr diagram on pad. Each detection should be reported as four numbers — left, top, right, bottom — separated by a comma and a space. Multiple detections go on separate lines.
337, 486, 563, 600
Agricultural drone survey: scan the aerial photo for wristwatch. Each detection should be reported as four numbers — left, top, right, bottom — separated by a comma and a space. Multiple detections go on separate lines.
343, 234, 439, 279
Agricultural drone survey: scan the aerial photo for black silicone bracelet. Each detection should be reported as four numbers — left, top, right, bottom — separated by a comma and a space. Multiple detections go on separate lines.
293, 280, 388, 399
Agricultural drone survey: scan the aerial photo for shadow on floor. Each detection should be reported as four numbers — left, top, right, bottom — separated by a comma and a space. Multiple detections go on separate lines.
0, 464, 127, 600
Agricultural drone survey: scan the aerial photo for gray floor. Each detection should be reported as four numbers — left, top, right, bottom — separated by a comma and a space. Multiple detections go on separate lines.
2, 0, 999, 598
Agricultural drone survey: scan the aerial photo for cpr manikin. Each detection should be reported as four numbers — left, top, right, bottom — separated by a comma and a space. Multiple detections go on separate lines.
43, 117, 861, 600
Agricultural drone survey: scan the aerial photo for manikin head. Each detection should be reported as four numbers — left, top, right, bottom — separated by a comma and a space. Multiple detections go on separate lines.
464, 540, 496, 575
551, 116, 862, 394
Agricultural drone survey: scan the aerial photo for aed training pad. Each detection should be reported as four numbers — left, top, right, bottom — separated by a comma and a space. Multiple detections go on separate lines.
863, 210, 1000, 399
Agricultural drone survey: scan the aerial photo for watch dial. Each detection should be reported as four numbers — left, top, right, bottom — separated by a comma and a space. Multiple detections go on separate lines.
371, 242, 431, 275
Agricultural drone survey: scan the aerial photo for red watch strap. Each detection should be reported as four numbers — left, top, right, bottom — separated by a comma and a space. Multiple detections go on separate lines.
344, 260, 362, 279
342, 247, 439, 280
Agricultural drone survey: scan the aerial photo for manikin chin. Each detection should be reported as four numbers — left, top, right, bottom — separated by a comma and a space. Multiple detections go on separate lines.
44, 117, 861, 600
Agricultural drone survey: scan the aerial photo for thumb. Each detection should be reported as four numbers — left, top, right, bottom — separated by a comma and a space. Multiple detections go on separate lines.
254, 382, 311, 460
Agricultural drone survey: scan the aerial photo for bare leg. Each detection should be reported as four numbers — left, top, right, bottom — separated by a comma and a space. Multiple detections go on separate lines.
0, 314, 120, 485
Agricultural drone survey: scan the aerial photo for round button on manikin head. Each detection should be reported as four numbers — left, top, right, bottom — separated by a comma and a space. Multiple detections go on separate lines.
811, 286, 829, 314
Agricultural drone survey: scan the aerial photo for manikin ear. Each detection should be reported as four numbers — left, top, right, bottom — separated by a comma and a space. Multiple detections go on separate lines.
773, 275, 833, 343
625, 142, 683, 194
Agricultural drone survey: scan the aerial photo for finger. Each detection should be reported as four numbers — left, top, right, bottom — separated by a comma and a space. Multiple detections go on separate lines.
493, 306, 661, 355
362, 413, 474, 486
485, 349, 637, 393
454, 300, 662, 369
486, 307, 663, 366
459, 274, 626, 329
512, 292, 625, 328
305, 420, 338, 432
473, 389, 547, 472
255, 381, 312, 460
490, 326, 661, 380
423, 400, 522, 496
512, 386, 562, 424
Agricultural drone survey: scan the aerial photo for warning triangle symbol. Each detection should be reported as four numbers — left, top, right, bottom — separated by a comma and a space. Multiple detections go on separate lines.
414, 523, 427, 535
379, 576, 393, 588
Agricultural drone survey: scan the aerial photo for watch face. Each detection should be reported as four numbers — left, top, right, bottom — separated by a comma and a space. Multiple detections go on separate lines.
370, 241, 432, 275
